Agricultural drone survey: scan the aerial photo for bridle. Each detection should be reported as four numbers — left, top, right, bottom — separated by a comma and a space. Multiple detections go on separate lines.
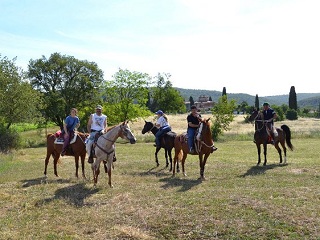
195, 121, 214, 152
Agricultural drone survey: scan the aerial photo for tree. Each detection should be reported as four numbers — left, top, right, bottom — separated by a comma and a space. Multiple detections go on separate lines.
0, 55, 42, 129
289, 86, 297, 110
150, 73, 185, 113
103, 68, 151, 124
28, 52, 104, 129
189, 96, 195, 107
209, 96, 212, 101
255, 94, 259, 110
222, 87, 227, 96
211, 95, 236, 140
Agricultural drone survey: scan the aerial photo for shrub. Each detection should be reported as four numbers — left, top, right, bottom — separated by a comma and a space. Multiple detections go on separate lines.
286, 108, 298, 120
0, 127, 20, 152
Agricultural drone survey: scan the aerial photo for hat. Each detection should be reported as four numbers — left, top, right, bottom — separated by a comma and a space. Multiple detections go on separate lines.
263, 102, 269, 106
96, 105, 102, 110
155, 110, 163, 115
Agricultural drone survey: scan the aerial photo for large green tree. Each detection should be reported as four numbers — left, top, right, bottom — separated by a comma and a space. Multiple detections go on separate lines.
28, 52, 104, 128
0, 55, 42, 129
103, 68, 151, 124
150, 73, 185, 113
211, 95, 236, 140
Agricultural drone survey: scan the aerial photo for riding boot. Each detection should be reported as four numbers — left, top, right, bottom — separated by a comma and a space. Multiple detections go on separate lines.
88, 146, 94, 163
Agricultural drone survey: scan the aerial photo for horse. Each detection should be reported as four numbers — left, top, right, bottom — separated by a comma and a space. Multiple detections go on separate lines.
44, 131, 88, 178
173, 118, 215, 180
92, 121, 136, 187
248, 110, 294, 166
141, 121, 178, 172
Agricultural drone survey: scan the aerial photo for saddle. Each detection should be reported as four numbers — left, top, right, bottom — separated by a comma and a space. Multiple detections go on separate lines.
54, 131, 78, 144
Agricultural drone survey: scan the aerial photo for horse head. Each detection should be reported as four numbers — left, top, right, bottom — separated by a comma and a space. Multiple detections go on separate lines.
120, 121, 136, 144
141, 121, 155, 134
197, 118, 213, 143
248, 110, 260, 122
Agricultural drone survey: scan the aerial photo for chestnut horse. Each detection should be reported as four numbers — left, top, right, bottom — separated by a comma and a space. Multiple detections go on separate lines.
248, 110, 294, 166
44, 131, 88, 178
141, 121, 178, 172
173, 118, 215, 180
92, 121, 136, 187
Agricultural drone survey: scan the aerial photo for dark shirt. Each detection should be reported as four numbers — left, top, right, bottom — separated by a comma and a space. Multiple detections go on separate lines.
263, 108, 276, 122
187, 113, 201, 129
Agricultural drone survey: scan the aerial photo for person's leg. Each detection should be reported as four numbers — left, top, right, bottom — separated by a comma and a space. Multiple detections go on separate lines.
87, 132, 96, 163
187, 128, 195, 152
155, 129, 163, 147
61, 132, 70, 156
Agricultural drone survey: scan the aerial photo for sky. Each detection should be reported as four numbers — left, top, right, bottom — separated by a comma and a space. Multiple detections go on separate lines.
1, 0, 320, 96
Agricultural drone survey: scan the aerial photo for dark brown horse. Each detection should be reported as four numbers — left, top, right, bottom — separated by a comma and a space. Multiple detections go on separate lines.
141, 121, 178, 172
173, 118, 215, 180
248, 110, 294, 166
44, 131, 88, 178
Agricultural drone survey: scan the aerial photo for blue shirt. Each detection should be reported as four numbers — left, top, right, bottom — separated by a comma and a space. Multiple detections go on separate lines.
65, 116, 80, 131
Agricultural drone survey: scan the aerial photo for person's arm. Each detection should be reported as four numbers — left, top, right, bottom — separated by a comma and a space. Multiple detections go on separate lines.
63, 119, 68, 135
188, 121, 199, 128
87, 114, 93, 133
103, 117, 108, 131
75, 119, 80, 129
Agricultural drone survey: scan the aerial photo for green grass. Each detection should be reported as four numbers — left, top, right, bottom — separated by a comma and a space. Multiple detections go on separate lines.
0, 138, 319, 239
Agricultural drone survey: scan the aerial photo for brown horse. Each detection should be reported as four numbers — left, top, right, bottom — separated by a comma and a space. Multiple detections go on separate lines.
44, 131, 88, 178
141, 121, 178, 172
92, 121, 136, 187
248, 110, 294, 166
173, 118, 215, 180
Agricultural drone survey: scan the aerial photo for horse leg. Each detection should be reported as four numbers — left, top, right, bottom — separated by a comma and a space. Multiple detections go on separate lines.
199, 153, 210, 180
165, 149, 169, 168
81, 154, 86, 179
155, 147, 160, 167
274, 142, 282, 164
263, 143, 268, 166
106, 159, 113, 188
53, 154, 60, 177
181, 152, 188, 177
74, 155, 79, 178
44, 152, 51, 176
256, 144, 261, 165
92, 160, 101, 186
168, 148, 173, 172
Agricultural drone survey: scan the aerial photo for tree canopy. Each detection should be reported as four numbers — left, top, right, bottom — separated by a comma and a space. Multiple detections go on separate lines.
28, 52, 104, 128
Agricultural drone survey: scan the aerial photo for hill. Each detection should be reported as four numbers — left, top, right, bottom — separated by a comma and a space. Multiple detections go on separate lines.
176, 88, 320, 109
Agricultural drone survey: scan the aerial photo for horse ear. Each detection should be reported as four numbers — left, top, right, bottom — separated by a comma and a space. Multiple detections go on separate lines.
206, 118, 211, 122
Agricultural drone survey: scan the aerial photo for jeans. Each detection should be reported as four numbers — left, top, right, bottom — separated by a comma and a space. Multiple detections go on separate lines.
187, 128, 196, 150
155, 127, 171, 147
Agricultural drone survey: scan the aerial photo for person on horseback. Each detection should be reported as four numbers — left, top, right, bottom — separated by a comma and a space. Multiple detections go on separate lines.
86, 105, 107, 163
61, 108, 80, 156
262, 102, 278, 144
187, 105, 217, 154
154, 110, 171, 148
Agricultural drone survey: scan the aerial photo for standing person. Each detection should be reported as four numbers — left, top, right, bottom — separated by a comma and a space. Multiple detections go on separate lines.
154, 110, 171, 148
262, 102, 278, 143
187, 105, 217, 153
86, 105, 107, 163
61, 108, 80, 156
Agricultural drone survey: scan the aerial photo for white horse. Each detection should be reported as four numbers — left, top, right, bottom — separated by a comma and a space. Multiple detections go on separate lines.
91, 121, 136, 187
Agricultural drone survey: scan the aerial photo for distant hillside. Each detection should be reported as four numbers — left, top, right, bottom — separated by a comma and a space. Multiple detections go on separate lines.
175, 87, 320, 109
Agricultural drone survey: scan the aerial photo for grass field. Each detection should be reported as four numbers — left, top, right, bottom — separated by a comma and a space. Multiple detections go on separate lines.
0, 115, 319, 239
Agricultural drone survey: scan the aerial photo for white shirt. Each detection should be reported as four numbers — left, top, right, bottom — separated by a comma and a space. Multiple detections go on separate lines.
90, 113, 107, 131
156, 116, 170, 128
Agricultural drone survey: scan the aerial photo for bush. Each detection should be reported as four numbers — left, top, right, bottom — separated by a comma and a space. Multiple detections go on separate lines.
286, 108, 298, 120
0, 127, 20, 152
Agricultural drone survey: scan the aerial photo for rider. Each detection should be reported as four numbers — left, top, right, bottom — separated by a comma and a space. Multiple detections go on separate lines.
61, 108, 80, 156
187, 105, 217, 154
262, 102, 278, 144
154, 110, 171, 148
86, 105, 107, 163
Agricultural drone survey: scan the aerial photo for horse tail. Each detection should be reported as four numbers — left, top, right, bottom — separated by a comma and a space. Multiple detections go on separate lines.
177, 149, 183, 162
281, 125, 294, 151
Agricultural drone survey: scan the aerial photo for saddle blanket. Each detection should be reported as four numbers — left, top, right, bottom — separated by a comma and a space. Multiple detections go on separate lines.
54, 133, 77, 145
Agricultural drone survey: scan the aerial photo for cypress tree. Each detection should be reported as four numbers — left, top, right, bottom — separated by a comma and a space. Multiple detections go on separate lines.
189, 96, 194, 106
288, 86, 297, 110
255, 94, 259, 110
222, 87, 226, 96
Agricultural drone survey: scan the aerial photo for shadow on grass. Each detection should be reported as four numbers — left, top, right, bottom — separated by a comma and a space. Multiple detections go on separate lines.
34, 183, 99, 207
21, 177, 71, 187
240, 163, 288, 177
159, 177, 202, 192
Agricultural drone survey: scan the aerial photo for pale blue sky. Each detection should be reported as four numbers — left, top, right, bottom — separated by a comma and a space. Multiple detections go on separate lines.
1, 0, 320, 96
